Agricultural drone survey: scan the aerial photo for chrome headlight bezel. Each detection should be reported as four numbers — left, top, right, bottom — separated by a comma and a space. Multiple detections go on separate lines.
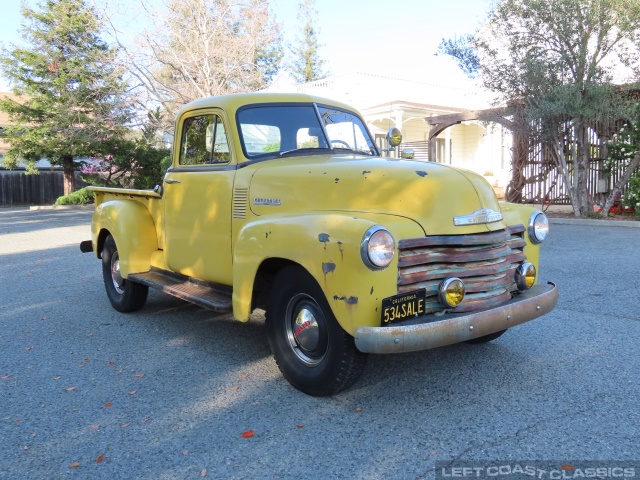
528, 210, 549, 245
361, 226, 395, 270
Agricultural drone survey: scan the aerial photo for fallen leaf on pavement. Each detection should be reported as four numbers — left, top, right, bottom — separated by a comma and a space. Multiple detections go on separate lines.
354, 407, 362, 412
25, 347, 33, 351
241, 374, 249, 379
104, 402, 112, 408
53, 376, 61, 380
200, 469, 207, 477
121, 423, 130, 428
83, 358, 89, 363
134, 374, 144, 378
241, 430, 254, 438
1, 375, 10, 380
90, 425, 99, 430
230, 386, 239, 391
65, 386, 77, 392
128, 390, 137, 395
107, 361, 115, 366
295, 425, 304, 429
182, 450, 189, 455
96, 455, 105, 464
69, 462, 80, 469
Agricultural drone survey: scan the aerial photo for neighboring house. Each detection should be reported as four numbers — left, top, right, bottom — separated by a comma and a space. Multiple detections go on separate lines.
0, 92, 57, 170
268, 72, 512, 191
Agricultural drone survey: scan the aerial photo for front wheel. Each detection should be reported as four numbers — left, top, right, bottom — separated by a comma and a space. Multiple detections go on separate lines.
266, 266, 367, 396
101, 234, 148, 313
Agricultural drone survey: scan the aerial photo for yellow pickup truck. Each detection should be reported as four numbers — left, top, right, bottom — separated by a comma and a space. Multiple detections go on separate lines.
81, 92, 558, 396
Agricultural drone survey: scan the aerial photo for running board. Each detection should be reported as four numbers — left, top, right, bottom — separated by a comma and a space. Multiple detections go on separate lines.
129, 269, 232, 313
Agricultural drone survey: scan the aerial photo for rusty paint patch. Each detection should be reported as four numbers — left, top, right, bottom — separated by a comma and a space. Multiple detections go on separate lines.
333, 295, 358, 305
322, 262, 336, 275
416, 171, 428, 177
318, 233, 330, 243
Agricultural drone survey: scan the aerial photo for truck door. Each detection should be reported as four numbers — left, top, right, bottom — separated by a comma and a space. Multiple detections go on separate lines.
163, 109, 235, 285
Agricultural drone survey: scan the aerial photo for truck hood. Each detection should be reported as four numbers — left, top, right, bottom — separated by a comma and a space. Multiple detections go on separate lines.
248, 155, 506, 235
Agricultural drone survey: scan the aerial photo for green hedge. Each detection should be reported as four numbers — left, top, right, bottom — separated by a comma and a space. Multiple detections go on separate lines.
54, 187, 94, 206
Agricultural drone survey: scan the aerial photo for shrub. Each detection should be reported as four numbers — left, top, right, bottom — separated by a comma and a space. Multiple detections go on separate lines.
54, 187, 94, 206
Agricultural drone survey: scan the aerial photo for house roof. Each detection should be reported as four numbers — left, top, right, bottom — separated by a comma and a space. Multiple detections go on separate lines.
0, 92, 22, 155
364, 100, 466, 114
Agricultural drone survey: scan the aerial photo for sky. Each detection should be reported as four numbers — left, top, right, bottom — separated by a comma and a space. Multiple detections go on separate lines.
0, 0, 493, 91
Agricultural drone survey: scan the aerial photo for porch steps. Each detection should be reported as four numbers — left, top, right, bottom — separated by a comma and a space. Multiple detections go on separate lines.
129, 269, 232, 313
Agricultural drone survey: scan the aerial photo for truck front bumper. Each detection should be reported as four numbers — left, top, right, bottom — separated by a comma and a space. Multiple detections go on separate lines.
354, 282, 558, 354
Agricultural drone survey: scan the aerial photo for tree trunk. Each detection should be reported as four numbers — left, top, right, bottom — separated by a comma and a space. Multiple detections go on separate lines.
62, 155, 75, 195
572, 122, 591, 216
601, 153, 640, 216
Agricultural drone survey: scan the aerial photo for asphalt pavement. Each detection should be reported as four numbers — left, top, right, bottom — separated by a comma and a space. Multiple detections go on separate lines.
1, 208, 639, 479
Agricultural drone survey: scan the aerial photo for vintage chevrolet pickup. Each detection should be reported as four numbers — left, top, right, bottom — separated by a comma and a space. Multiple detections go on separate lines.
81, 92, 558, 396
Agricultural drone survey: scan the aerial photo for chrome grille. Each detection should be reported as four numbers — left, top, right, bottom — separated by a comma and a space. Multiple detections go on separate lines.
397, 225, 526, 313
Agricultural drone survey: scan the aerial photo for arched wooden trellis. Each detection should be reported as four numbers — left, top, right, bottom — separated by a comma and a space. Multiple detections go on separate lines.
425, 106, 528, 203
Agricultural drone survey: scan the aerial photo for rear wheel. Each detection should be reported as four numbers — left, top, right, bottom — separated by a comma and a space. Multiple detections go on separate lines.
266, 266, 367, 396
101, 234, 148, 313
465, 329, 507, 344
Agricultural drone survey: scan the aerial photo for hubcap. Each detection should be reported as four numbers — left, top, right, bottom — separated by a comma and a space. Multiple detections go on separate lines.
111, 251, 125, 294
284, 294, 327, 366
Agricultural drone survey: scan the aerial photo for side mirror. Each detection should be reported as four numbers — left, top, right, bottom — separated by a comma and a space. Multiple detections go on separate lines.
387, 127, 402, 147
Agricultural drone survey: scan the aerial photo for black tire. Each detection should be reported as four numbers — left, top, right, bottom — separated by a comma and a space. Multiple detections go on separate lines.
465, 329, 507, 344
101, 234, 148, 313
266, 266, 367, 396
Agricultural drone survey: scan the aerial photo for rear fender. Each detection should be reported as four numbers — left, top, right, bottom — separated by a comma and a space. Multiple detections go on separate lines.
92, 200, 158, 278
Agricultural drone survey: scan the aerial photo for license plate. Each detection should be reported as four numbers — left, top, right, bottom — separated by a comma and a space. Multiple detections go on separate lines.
381, 289, 426, 325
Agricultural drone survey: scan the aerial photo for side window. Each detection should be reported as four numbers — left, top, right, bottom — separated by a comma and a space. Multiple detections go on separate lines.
179, 114, 230, 165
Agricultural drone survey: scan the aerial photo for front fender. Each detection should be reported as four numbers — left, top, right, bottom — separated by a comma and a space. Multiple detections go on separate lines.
232, 213, 424, 335
91, 200, 158, 278
499, 202, 542, 274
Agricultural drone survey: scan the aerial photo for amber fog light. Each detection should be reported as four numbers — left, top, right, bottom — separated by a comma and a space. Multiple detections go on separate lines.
438, 278, 465, 308
515, 262, 536, 290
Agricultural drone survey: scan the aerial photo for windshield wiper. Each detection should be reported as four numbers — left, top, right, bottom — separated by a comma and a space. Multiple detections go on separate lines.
277, 147, 332, 158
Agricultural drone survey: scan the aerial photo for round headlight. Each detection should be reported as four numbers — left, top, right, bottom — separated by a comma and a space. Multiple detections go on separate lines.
528, 210, 549, 245
361, 226, 395, 269
438, 277, 465, 308
515, 262, 536, 290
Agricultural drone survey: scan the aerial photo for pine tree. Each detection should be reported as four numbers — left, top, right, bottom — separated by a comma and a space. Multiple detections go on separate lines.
0, 0, 131, 194
290, 0, 327, 84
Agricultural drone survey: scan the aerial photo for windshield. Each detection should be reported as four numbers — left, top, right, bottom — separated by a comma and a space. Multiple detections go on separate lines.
237, 103, 377, 159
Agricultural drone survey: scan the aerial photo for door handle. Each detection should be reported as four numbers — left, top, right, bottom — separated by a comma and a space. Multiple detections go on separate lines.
165, 178, 181, 184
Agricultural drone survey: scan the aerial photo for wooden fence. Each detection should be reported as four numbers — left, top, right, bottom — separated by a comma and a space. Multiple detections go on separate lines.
0, 169, 84, 207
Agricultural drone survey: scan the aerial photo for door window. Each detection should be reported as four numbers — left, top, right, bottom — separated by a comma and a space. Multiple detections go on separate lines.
179, 114, 230, 165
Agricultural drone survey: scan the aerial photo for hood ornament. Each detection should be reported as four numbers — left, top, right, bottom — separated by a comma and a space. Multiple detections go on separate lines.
454, 208, 503, 226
